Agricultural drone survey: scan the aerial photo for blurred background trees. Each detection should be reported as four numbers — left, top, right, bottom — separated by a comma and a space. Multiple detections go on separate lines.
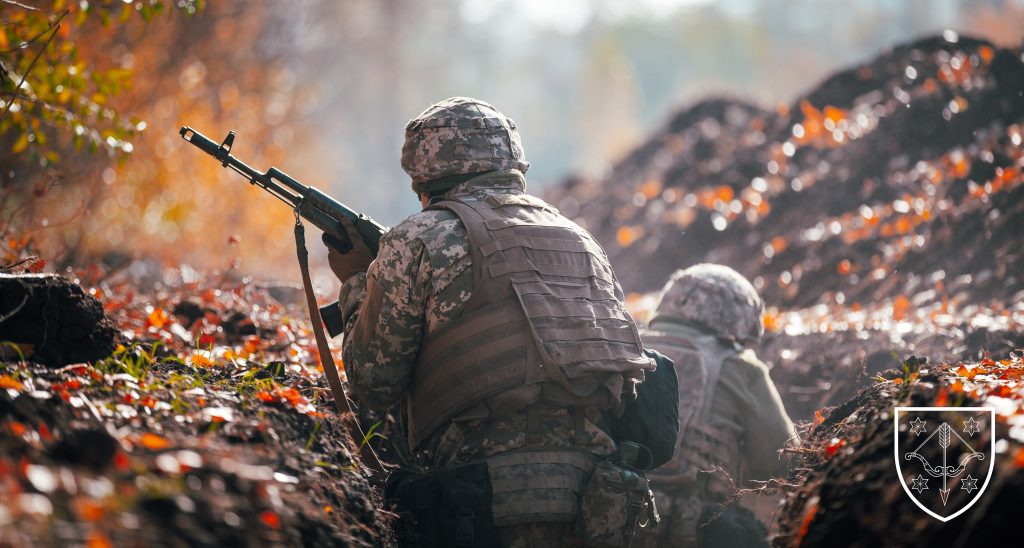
1, 0, 1022, 285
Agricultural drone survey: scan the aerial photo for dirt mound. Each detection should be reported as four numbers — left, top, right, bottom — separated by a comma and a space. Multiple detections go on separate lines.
547, 34, 1024, 312
774, 357, 1024, 547
0, 273, 121, 367
548, 33, 1024, 423
0, 266, 389, 546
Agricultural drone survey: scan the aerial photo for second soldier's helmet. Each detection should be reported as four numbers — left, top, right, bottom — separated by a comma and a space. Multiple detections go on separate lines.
652, 263, 765, 345
401, 97, 529, 193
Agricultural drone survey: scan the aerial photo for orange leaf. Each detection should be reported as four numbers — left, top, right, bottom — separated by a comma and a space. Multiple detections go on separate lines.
189, 353, 215, 368
243, 337, 262, 355
823, 105, 846, 124
814, 410, 825, 425
824, 437, 846, 459
836, 259, 852, 276
1014, 447, 1024, 468
957, 364, 978, 380
933, 387, 949, 407
978, 45, 994, 63
990, 385, 1013, 398
146, 307, 170, 329
639, 179, 662, 200
9, 421, 28, 436
771, 236, 788, 253
86, 533, 113, 548
0, 375, 24, 392
892, 295, 911, 321
260, 510, 281, 529
77, 499, 106, 522
714, 185, 734, 203
113, 451, 131, 471
139, 432, 172, 450
23, 257, 46, 273
796, 500, 819, 547
616, 226, 642, 248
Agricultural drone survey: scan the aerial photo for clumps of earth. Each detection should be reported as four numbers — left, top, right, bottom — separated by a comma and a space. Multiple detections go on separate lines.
0, 265, 388, 546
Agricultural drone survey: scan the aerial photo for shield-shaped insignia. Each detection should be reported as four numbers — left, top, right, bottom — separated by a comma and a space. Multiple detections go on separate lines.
894, 406, 995, 522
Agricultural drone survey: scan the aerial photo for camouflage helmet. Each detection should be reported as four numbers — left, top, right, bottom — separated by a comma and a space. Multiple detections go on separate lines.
401, 97, 530, 193
652, 263, 764, 345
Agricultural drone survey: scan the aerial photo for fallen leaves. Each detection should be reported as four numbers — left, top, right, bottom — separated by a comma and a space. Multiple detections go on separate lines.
616, 225, 643, 247
138, 432, 172, 450
260, 510, 281, 529
145, 307, 170, 329
892, 295, 911, 322
0, 375, 24, 391
795, 497, 819, 548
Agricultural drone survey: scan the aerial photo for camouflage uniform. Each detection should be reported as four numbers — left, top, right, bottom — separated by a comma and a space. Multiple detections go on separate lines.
339, 98, 650, 547
633, 265, 797, 548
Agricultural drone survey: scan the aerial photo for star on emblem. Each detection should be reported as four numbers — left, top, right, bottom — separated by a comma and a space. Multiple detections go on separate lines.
963, 417, 982, 436
961, 474, 979, 493
910, 474, 929, 493
909, 417, 927, 436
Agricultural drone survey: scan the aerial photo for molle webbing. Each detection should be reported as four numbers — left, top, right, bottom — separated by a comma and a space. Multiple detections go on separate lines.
641, 331, 738, 491
407, 192, 649, 449
487, 450, 597, 525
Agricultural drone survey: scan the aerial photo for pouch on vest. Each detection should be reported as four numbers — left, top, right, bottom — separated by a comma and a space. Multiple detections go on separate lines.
577, 442, 660, 547
608, 349, 680, 469
384, 462, 498, 548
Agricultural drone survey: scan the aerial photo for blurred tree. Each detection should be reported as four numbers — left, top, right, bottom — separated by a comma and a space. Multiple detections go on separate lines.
1, 0, 322, 282
0, 0, 201, 263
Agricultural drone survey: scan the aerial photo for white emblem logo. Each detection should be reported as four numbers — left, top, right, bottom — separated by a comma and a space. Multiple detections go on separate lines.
894, 407, 995, 522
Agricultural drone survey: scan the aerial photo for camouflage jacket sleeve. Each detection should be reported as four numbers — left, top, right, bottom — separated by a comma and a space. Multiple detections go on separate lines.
339, 223, 431, 411
718, 350, 798, 480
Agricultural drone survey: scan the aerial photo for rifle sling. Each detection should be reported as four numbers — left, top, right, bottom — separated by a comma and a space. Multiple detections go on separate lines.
293, 218, 387, 479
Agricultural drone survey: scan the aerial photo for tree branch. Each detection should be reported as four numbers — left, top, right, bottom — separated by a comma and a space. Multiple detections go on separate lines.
0, 8, 69, 124
0, 20, 57, 54
0, 0, 39, 10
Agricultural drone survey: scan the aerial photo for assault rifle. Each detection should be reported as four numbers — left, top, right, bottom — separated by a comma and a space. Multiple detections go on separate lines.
179, 126, 388, 478
178, 126, 385, 336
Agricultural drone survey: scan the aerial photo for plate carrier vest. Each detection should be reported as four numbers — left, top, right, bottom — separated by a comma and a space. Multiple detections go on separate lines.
406, 191, 651, 450
640, 331, 740, 498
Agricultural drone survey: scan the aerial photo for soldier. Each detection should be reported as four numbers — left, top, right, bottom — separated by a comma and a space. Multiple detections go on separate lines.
325, 97, 655, 547
635, 264, 797, 548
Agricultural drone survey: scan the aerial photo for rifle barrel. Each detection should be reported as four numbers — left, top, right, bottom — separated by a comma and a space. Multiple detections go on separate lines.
180, 126, 301, 208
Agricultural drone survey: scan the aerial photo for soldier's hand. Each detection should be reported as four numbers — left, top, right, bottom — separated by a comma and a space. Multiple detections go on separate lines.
323, 217, 374, 282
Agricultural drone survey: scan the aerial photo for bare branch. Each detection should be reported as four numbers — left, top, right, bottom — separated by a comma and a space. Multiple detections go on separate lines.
0, 8, 69, 124
0, 0, 39, 10
0, 19, 55, 54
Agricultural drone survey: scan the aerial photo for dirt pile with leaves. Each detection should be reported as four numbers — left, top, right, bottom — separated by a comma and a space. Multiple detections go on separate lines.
547, 33, 1024, 545
548, 32, 1024, 422
775, 357, 1024, 547
0, 266, 388, 547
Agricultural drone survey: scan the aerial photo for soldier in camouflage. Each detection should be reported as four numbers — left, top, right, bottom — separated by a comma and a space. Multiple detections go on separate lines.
327, 97, 653, 547
634, 264, 797, 548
